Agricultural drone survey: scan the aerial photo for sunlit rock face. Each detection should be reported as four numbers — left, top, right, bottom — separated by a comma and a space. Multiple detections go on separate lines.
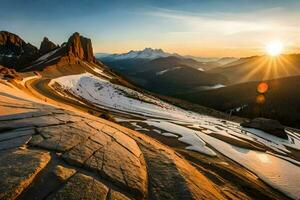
67, 32, 95, 63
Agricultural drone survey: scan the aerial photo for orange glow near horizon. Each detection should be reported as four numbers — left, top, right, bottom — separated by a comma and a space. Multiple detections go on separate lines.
94, 38, 300, 58
257, 82, 269, 94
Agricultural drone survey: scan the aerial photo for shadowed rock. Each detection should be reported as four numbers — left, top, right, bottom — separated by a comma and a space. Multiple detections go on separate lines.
241, 118, 288, 139
0, 31, 39, 70
39, 37, 57, 55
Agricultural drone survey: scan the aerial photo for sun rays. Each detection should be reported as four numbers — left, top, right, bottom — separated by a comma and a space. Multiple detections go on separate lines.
239, 53, 299, 84
266, 41, 284, 57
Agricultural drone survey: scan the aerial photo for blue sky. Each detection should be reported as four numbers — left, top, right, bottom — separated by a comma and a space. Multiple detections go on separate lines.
1, 0, 300, 57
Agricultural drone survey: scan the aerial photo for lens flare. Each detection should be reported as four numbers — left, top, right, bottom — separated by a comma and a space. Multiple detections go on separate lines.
256, 95, 266, 104
257, 82, 269, 94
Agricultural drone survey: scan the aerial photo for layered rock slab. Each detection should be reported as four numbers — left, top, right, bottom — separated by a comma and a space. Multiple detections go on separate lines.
47, 173, 108, 200
0, 149, 50, 200
0, 81, 227, 200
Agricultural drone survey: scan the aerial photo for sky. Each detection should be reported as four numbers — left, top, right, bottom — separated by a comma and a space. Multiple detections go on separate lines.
1, 0, 300, 57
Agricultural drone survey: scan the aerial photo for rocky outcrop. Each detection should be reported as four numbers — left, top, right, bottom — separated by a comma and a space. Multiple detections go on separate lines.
0, 31, 97, 71
67, 32, 95, 62
0, 31, 26, 55
0, 65, 21, 80
241, 118, 288, 139
0, 81, 226, 200
0, 31, 39, 70
39, 37, 57, 55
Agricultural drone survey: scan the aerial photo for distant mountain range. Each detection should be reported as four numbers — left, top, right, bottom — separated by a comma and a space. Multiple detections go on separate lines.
97, 47, 300, 128
97, 48, 181, 61
96, 48, 238, 65
98, 48, 229, 95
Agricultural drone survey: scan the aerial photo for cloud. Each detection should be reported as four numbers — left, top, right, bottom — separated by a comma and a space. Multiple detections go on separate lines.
144, 7, 300, 36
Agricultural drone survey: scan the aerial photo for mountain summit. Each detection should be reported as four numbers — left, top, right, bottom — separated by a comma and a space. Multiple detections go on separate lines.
39, 37, 57, 55
0, 31, 39, 69
101, 47, 180, 60
66, 32, 95, 63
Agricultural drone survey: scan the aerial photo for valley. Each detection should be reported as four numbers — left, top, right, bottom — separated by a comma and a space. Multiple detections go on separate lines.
99, 49, 300, 129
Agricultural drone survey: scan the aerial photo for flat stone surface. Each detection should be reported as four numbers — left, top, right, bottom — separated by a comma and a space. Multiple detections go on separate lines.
109, 190, 132, 200
139, 144, 193, 200
84, 139, 147, 198
0, 115, 62, 131
0, 135, 32, 150
0, 111, 52, 121
35, 124, 90, 152
0, 128, 35, 142
48, 173, 109, 200
0, 149, 50, 200
62, 137, 107, 166
53, 165, 76, 182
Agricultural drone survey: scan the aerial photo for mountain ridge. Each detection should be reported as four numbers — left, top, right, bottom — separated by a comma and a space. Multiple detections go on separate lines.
0, 31, 97, 71
100, 47, 181, 61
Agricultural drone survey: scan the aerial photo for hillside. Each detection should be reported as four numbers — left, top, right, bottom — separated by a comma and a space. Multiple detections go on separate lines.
177, 75, 300, 128
209, 54, 300, 84
101, 55, 227, 95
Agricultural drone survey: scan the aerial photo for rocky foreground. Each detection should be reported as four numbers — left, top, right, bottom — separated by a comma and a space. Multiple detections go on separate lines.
0, 81, 226, 200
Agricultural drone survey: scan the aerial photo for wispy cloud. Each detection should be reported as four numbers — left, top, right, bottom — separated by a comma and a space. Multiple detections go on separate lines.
138, 6, 300, 56
145, 7, 300, 36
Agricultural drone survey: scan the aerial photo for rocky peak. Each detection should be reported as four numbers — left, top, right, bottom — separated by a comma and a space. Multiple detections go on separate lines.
0, 31, 26, 56
0, 31, 39, 70
0, 31, 25, 46
39, 37, 57, 55
66, 32, 95, 62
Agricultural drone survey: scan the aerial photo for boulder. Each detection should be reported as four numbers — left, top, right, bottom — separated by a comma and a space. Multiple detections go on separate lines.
241, 118, 288, 139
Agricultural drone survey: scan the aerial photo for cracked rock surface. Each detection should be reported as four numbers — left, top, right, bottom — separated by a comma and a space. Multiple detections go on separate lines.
0, 83, 225, 200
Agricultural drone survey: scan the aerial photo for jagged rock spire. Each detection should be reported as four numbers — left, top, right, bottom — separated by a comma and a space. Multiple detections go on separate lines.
39, 37, 57, 55
66, 32, 95, 62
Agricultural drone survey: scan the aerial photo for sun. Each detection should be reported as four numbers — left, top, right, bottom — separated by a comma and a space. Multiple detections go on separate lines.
265, 41, 283, 56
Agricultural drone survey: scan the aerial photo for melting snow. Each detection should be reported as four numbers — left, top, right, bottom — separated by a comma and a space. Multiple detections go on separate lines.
156, 67, 181, 75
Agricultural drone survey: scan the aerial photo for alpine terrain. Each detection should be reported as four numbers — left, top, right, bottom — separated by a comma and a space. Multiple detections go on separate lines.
0, 31, 299, 200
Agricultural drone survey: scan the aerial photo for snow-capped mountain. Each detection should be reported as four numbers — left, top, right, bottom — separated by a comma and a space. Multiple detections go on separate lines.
100, 48, 181, 61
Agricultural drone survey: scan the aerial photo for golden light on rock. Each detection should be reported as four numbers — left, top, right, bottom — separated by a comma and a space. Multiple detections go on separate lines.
257, 82, 269, 94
